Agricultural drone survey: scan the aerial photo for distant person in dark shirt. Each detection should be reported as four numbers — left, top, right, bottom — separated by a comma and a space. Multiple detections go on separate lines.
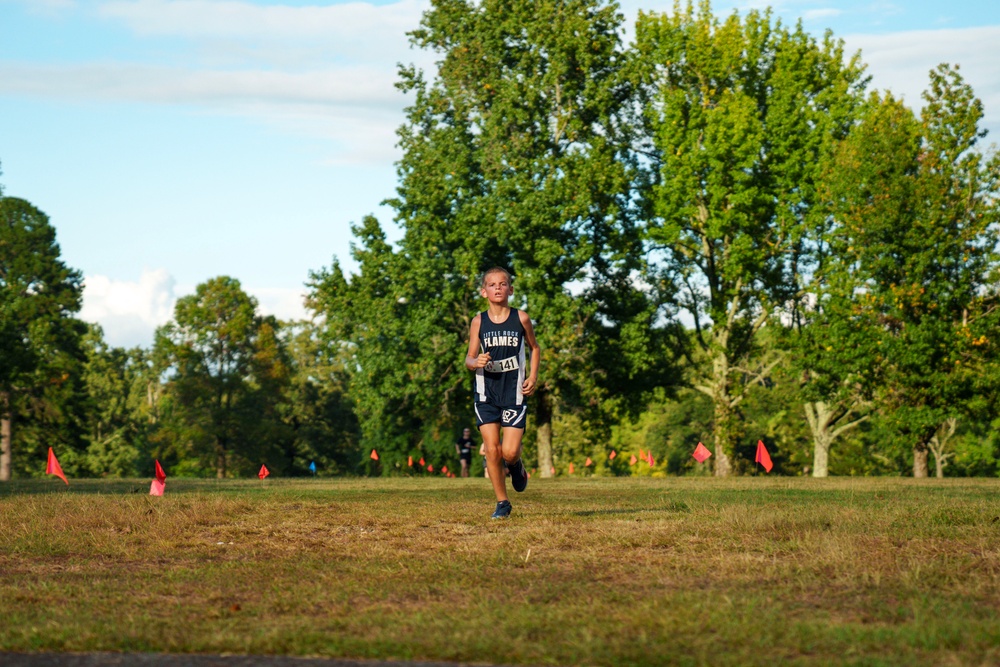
456, 427, 475, 478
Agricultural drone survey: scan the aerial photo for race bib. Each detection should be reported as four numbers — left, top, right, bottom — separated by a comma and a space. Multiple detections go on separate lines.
484, 356, 520, 373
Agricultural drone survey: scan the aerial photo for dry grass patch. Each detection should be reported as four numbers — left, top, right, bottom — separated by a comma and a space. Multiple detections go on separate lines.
2, 477, 1000, 665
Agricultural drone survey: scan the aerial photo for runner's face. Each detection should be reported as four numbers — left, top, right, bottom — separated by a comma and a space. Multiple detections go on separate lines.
481, 273, 512, 304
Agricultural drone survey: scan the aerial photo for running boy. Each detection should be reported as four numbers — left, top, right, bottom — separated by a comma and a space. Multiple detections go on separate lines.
465, 267, 541, 519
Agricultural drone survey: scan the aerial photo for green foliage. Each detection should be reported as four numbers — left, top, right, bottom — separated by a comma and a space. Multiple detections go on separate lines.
0, 196, 87, 479
80, 325, 156, 477
633, 0, 868, 471
279, 321, 361, 476
4, 7, 1000, 481
312, 0, 680, 475
818, 66, 1000, 473
154, 277, 294, 478
610, 388, 714, 476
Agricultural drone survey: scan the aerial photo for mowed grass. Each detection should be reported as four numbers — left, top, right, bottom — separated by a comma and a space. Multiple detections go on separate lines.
2, 477, 1000, 666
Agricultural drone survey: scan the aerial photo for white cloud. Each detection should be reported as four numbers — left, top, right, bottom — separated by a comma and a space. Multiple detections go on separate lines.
843, 25, 1000, 141
803, 8, 841, 21
249, 287, 311, 322
99, 0, 425, 43
80, 269, 313, 348
865, 1, 903, 18
80, 268, 178, 347
20, 0, 77, 16
0, 0, 438, 165
0, 61, 408, 163
0, 62, 401, 109
94, 0, 433, 68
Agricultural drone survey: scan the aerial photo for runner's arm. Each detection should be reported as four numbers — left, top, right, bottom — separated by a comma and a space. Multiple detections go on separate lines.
519, 310, 541, 396
465, 314, 491, 370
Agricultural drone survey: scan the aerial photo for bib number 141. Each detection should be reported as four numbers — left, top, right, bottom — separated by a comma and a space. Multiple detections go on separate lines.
484, 356, 519, 373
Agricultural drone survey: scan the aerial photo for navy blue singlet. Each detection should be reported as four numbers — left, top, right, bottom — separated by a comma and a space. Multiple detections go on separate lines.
475, 308, 526, 406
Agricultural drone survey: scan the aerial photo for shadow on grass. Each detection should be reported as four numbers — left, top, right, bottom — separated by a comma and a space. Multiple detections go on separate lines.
0, 479, 148, 496
573, 500, 691, 516
0, 477, 475, 500
0, 478, 274, 497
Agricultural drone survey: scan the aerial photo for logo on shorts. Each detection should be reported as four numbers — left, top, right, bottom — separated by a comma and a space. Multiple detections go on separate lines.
503, 409, 518, 423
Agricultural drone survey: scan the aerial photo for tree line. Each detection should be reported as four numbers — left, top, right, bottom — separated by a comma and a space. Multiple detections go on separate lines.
2, 0, 999, 481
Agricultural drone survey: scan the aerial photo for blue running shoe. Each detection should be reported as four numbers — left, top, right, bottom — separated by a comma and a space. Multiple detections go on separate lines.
509, 458, 528, 493
491, 500, 512, 519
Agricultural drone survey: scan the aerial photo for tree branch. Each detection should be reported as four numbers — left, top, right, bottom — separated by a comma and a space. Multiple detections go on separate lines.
830, 413, 869, 441
725, 278, 743, 337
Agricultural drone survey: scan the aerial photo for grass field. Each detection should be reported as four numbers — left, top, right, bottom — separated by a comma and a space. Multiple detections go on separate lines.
2, 476, 1000, 666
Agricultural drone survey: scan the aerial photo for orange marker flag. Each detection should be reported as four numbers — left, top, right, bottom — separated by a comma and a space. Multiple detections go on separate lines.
692, 442, 712, 463
568, 462, 575, 474
755, 440, 774, 473
370, 449, 379, 461
427, 464, 434, 472
609, 450, 617, 460
258, 464, 269, 480
629, 454, 637, 465
550, 466, 556, 475
442, 466, 448, 474
585, 457, 593, 467
648, 453, 655, 467
150, 459, 167, 496
639, 449, 646, 460
45, 447, 68, 485
408, 456, 413, 467
419, 457, 425, 467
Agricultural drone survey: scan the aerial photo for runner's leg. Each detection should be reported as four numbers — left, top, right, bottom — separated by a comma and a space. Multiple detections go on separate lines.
480, 422, 508, 501
501, 426, 524, 466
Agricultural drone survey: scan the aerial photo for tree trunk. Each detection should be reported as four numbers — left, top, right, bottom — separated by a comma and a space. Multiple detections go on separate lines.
147, 380, 159, 424
711, 352, 735, 477
712, 397, 733, 477
912, 442, 929, 478
804, 400, 868, 478
928, 418, 956, 480
805, 402, 832, 478
812, 433, 831, 478
0, 391, 11, 482
216, 439, 227, 479
536, 389, 554, 478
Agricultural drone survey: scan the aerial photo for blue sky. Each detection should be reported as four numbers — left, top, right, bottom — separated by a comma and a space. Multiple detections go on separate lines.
1, 0, 999, 347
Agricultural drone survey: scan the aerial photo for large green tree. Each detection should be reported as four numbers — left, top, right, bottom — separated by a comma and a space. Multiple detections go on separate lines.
0, 196, 86, 481
313, 0, 677, 474
80, 324, 156, 476
155, 276, 292, 477
633, 1, 867, 474
820, 66, 999, 477
782, 93, 908, 477
786, 302, 880, 477
278, 320, 360, 475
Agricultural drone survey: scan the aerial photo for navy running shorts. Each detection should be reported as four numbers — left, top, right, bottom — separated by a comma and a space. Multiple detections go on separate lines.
474, 403, 528, 429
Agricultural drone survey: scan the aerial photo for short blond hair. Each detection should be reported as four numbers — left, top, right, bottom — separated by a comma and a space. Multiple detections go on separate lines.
480, 266, 512, 287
